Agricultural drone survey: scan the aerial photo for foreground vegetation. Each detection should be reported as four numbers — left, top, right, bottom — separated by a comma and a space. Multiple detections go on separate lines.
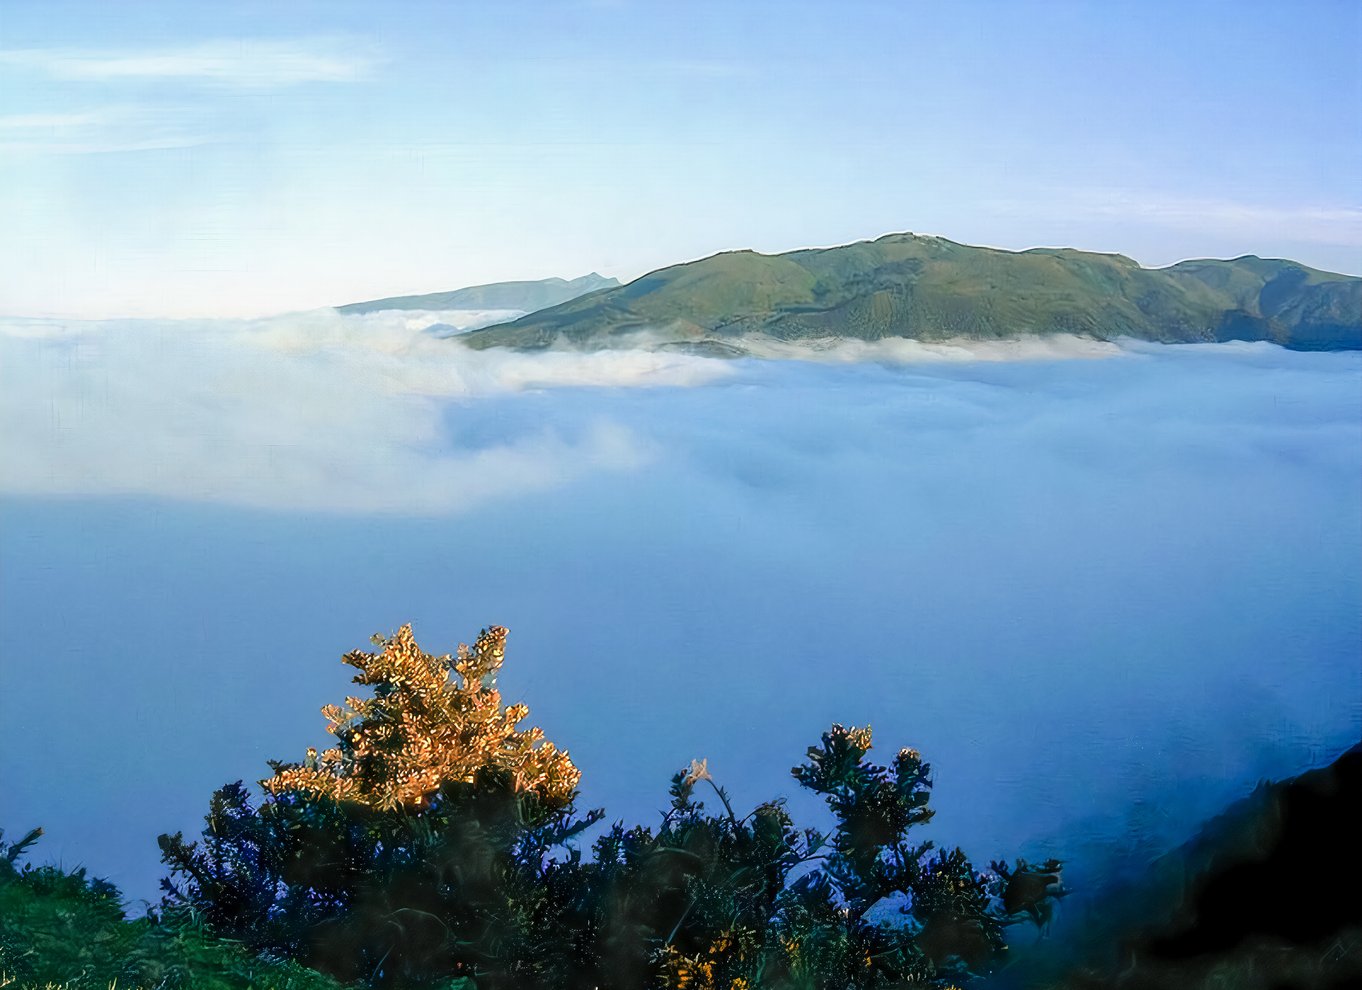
6, 623, 1356, 988
0, 827, 341, 990
3, 624, 1066, 989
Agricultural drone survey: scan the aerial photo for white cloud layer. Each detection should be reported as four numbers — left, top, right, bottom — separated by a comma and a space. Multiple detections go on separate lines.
7, 307, 1352, 520
733, 333, 1123, 364
0, 309, 733, 512
0, 306, 1151, 513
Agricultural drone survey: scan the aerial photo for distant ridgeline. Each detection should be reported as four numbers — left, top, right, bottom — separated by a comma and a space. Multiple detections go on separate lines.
455, 233, 1361, 353
337, 272, 620, 315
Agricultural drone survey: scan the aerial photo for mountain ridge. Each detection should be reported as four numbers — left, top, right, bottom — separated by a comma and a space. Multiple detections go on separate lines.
456, 233, 1361, 352
337, 273, 620, 315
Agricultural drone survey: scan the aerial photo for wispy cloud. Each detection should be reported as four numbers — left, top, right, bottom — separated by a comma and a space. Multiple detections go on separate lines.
997, 189, 1362, 250
0, 104, 214, 155
0, 109, 125, 128
1086, 191, 1362, 246
0, 37, 381, 88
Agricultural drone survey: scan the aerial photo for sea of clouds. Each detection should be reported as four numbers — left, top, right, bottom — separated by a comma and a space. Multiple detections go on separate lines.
0, 309, 721, 512
1, 309, 1359, 913
0, 308, 1136, 512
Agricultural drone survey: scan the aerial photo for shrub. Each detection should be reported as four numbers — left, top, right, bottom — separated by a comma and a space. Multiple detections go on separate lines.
160, 624, 1066, 989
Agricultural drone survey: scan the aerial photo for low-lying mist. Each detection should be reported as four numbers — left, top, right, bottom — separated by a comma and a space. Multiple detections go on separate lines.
1, 309, 1358, 914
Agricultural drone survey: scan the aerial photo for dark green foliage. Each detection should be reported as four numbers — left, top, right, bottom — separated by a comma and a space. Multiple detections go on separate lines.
987, 858, 1068, 939
159, 725, 1065, 989
0, 827, 342, 990
158, 769, 604, 989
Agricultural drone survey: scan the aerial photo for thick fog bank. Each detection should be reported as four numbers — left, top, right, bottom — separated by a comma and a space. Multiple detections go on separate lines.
1, 310, 1358, 907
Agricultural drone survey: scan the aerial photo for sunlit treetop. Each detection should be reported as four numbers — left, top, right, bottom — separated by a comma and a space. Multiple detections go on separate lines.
263, 624, 580, 811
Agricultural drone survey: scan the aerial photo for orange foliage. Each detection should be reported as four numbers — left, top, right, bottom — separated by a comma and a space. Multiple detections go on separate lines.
263, 624, 580, 811
659, 929, 753, 990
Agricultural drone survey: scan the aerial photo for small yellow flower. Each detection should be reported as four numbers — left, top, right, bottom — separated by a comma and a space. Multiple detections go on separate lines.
684, 758, 712, 785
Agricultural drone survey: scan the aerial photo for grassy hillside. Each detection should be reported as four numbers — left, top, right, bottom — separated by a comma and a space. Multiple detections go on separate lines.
337, 273, 619, 315
0, 828, 342, 990
458, 234, 1361, 352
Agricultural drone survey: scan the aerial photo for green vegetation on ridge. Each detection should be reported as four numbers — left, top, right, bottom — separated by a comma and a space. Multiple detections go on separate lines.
457, 234, 1362, 353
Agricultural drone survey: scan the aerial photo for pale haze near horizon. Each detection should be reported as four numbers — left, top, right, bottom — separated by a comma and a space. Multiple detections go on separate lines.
1, 0, 1360, 319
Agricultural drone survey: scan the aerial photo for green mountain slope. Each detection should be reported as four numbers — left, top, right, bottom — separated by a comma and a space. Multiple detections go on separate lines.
337, 273, 620, 315
458, 234, 1361, 352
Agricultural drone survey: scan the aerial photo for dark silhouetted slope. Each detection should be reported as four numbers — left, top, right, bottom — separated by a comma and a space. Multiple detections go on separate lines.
1023, 743, 1362, 990
1141, 743, 1362, 965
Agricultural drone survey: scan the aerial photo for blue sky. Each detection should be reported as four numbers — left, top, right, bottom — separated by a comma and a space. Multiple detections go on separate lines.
1, 0, 1359, 317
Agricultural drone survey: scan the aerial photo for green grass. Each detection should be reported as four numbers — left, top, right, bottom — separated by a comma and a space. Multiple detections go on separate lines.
0, 830, 343, 990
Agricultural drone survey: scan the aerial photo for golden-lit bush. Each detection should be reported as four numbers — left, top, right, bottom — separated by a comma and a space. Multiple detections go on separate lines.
263, 624, 580, 811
